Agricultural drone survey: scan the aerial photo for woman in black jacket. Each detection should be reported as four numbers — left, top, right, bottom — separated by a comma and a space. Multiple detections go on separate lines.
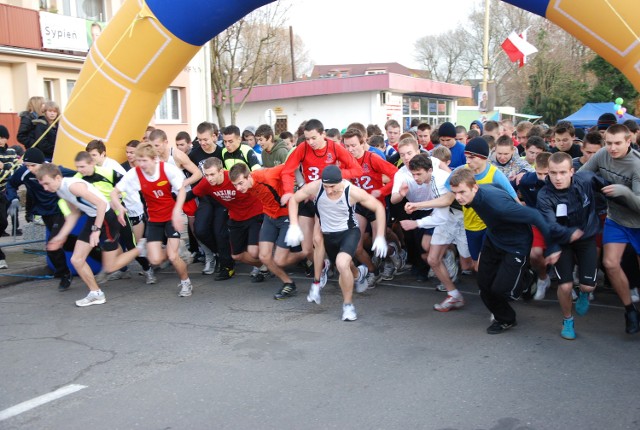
17, 96, 45, 148
33, 100, 59, 161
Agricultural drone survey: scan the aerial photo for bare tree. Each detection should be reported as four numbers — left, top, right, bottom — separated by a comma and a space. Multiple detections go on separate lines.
210, 1, 310, 126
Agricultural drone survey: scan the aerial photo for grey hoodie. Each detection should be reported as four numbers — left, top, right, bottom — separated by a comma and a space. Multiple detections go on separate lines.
261, 139, 290, 167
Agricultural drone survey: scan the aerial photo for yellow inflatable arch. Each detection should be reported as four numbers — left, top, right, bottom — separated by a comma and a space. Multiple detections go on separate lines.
52, 0, 640, 166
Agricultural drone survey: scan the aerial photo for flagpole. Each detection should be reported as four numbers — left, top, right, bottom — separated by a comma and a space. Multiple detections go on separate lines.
482, 0, 490, 93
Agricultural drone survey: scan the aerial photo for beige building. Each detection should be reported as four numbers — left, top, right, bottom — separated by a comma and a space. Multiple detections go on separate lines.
0, 0, 210, 150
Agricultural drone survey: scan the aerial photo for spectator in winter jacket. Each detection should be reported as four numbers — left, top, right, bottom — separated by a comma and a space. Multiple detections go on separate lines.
17, 96, 45, 148
33, 100, 59, 161
489, 135, 534, 185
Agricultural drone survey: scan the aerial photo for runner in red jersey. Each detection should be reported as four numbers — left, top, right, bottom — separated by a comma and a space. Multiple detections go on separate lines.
230, 163, 307, 299
343, 128, 399, 288
279, 119, 364, 293
112, 142, 194, 298
178, 157, 265, 276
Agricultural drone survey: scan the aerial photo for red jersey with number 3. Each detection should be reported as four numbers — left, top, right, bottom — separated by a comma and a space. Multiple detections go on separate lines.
136, 162, 174, 223
281, 139, 363, 194
353, 151, 399, 203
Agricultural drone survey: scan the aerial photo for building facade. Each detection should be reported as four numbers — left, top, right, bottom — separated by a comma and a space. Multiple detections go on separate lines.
227, 64, 471, 134
0, 0, 209, 150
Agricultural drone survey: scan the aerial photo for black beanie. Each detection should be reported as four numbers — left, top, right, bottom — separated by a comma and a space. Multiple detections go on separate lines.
438, 122, 457, 138
23, 148, 45, 164
464, 137, 490, 159
597, 113, 618, 130
0, 125, 9, 139
322, 165, 342, 184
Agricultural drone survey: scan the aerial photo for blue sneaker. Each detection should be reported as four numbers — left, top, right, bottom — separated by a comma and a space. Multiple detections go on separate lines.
575, 292, 590, 316
561, 318, 576, 340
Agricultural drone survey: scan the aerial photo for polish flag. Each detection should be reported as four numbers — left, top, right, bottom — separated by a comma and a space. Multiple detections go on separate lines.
501, 31, 538, 64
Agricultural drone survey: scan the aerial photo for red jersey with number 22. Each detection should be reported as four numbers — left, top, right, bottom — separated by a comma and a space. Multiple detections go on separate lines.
353, 151, 399, 203
136, 162, 174, 223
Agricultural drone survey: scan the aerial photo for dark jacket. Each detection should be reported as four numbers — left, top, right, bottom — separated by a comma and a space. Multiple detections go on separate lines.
6, 165, 76, 216
33, 120, 57, 160
536, 172, 601, 243
517, 171, 545, 208
469, 184, 560, 256
17, 111, 47, 148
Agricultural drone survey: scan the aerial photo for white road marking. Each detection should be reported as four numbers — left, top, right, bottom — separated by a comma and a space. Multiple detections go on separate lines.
0, 384, 87, 422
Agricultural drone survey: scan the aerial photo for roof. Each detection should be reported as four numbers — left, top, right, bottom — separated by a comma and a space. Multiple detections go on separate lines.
311, 62, 422, 78
232, 73, 472, 103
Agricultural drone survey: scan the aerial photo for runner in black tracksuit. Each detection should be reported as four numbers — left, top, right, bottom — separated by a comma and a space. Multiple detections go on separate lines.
449, 168, 563, 334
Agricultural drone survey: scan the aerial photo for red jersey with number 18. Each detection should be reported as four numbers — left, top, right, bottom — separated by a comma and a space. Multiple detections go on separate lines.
136, 162, 175, 223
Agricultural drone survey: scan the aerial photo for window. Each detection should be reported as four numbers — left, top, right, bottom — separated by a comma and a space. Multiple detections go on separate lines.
66, 80, 76, 99
61, 0, 106, 20
44, 80, 54, 101
365, 69, 386, 75
155, 87, 182, 122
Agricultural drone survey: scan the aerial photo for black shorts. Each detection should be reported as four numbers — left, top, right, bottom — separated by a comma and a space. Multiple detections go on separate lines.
259, 215, 302, 252
553, 237, 598, 287
355, 203, 376, 224
229, 214, 263, 255
324, 228, 361, 263
78, 209, 121, 252
298, 200, 316, 218
128, 214, 145, 226
147, 220, 181, 242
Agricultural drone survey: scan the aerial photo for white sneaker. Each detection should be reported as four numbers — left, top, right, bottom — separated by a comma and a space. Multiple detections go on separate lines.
365, 272, 381, 290
202, 256, 215, 275
381, 260, 396, 281
76, 291, 106, 307
107, 270, 131, 281
342, 303, 357, 321
144, 268, 157, 285
631, 288, 640, 303
319, 258, 330, 288
389, 242, 402, 269
354, 265, 369, 293
307, 282, 321, 304
178, 281, 193, 297
534, 277, 550, 301
0, 259, 8, 269
571, 288, 578, 301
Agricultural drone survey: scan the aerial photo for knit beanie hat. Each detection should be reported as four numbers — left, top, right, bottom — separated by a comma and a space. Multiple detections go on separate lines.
322, 165, 342, 184
438, 122, 456, 138
0, 125, 9, 139
464, 137, 490, 159
23, 147, 45, 164
597, 113, 618, 130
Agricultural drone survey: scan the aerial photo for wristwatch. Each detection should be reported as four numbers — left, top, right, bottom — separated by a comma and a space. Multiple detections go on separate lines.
91, 225, 102, 232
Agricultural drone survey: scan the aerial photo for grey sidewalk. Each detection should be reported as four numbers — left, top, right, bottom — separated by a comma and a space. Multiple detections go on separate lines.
0, 220, 50, 287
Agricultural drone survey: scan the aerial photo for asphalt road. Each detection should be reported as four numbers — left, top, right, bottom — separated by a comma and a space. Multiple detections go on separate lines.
1, 264, 639, 430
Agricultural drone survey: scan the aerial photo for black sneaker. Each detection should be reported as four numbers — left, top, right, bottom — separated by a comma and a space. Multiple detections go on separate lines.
625, 308, 639, 334
486, 320, 517, 335
58, 274, 72, 292
215, 267, 234, 281
274, 283, 297, 300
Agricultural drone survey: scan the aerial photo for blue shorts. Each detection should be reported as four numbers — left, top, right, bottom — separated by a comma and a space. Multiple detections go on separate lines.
465, 229, 486, 261
603, 218, 640, 254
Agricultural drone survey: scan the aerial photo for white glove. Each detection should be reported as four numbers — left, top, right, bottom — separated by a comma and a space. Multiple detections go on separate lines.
285, 224, 304, 247
8, 199, 20, 216
371, 236, 388, 259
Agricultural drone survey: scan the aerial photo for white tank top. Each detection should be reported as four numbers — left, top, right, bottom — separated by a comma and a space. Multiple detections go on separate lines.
57, 177, 110, 218
314, 180, 358, 233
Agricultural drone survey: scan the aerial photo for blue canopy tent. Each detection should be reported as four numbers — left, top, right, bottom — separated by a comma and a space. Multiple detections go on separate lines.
561, 102, 640, 128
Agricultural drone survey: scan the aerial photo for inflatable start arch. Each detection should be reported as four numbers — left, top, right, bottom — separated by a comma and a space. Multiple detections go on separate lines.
53, 0, 640, 166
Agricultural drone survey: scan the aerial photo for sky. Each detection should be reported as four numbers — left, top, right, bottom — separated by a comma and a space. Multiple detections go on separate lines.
282, 0, 480, 70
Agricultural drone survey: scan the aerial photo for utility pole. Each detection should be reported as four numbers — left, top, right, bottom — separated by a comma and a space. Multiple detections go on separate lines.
482, 0, 490, 93
289, 26, 296, 81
